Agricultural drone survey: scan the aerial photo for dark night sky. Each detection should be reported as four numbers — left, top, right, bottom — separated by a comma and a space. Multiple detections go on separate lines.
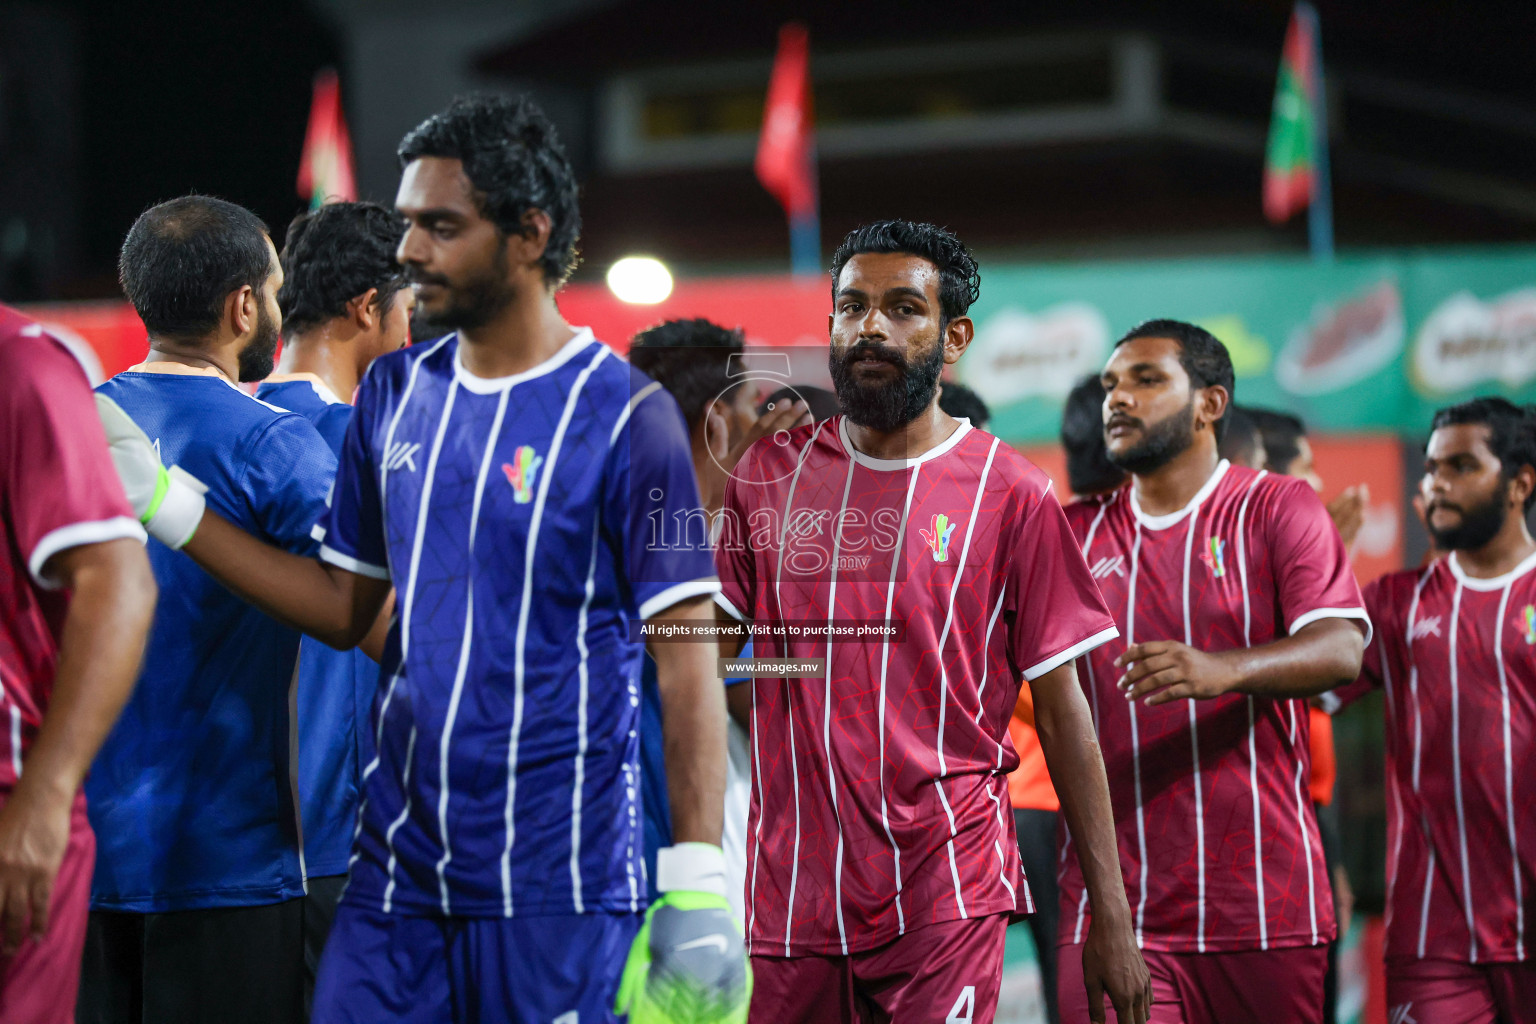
56, 0, 339, 294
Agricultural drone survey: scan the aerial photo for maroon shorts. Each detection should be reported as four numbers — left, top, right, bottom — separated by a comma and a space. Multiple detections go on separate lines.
1057, 941, 1325, 1024
748, 914, 1007, 1024
0, 805, 93, 1024
1387, 957, 1536, 1024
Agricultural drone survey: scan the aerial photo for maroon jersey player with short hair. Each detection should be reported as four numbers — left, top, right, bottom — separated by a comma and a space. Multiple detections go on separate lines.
1059, 319, 1368, 1024
716, 221, 1151, 1024
1333, 397, 1536, 1024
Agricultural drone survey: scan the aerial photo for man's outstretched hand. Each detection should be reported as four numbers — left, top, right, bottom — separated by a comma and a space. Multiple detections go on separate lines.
1082, 915, 1152, 1024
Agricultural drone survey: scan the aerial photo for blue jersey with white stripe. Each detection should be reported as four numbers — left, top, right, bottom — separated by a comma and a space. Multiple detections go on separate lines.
256, 377, 378, 879
89, 371, 335, 911
319, 329, 718, 918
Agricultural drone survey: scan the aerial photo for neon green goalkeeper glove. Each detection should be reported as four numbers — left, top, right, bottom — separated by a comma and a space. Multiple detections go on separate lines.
615, 842, 751, 1024
95, 393, 207, 549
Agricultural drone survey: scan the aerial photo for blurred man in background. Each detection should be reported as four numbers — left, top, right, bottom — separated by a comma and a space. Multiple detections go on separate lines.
0, 306, 154, 1024
1218, 405, 1266, 470
255, 200, 411, 1005
84, 197, 337, 1024
1060, 320, 1368, 1024
937, 380, 990, 428
1330, 397, 1536, 1024
1061, 374, 1128, 501
762, 383, 841, 422
627, 317, 810, 925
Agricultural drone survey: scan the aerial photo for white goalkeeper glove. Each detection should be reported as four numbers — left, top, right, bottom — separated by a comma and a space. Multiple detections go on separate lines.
95, 393, 207, 550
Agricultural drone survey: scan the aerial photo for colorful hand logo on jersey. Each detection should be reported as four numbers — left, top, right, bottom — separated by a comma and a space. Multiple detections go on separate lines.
919, 513, 957, 562
1521, 604, 1536, 645
502, 446, 543, 504
1201, 535, 1227, 578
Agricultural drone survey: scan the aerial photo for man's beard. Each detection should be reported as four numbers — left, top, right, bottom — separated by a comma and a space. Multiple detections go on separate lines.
237, 301, 280, 382
1105, 398, 1197, 475
1426, 482, 1509, 551
828, 334, 946, 433
408, 247, 516, 336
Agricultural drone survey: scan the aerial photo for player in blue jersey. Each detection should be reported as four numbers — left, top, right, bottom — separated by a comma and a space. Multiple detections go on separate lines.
255, 200, 413, 1007
627, 319, 812, 921
96, 95, 750, 1024
83, 196, 337, 1024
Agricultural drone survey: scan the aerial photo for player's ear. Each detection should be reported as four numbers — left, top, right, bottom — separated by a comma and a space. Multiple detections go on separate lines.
943, 315, 974, 364
1509, 463, 1535, 512
1199, 385, 1230, 434
509, 208, 552, 277
348, 288, 381, 332
228, 284, 257, 338
703, 399, 731, 461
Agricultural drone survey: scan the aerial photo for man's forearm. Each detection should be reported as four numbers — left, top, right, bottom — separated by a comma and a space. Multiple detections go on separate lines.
183, 511, 384, 648
654, 597, 728, 846
1031, 663, 1133, 926
1221, 619, 1365, 699
21, 539, 154, 803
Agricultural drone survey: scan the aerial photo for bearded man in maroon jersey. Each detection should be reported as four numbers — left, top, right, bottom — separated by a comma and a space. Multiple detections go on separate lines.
1333, 397, 1536, 1024
1057, 319, 1369, 1024
714, 221, 1150, 1024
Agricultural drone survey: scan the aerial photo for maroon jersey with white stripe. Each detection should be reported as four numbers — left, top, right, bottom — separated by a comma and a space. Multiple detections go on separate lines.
0, 305, 143, 797
1348, 552, 1536, 964
1060, 462, 1365, 953
716, 417, 1117, 956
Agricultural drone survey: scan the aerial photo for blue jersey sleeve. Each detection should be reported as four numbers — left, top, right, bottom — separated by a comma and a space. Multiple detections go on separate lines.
318, 375, 389, 579
608, 380, 719, 620
241, 414, 336, 557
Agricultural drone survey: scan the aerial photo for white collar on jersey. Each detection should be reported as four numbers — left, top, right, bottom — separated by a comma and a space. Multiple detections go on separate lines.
1447, 547, 1536, 592
452, 327, 596, 394
1129, 459, 1231, 531
262, 372, 346, 405
836, 415, 972, 471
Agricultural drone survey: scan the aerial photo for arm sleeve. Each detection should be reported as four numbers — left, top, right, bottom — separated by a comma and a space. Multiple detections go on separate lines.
712, 447, 757, 624
1267, 481, 1373, 646
1, 333, 144, 588
317, 379, 389, 579
1325, 576, 1389, 712
1005, 481, 1119, 681
608, 383, 720, 620
242, 414, 336, 558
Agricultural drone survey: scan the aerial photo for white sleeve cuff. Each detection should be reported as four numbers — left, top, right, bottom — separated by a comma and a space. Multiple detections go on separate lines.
1289, 607, 1373, 649
656, 842, 728, 898
319, 544, 390, 580
28, 516, 147, 589
638, 578, 722, 621
1023, 625, 1120, 681
713, 591, 747, 623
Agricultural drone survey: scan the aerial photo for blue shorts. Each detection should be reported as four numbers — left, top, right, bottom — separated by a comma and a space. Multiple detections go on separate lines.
312, 904, 642, 1024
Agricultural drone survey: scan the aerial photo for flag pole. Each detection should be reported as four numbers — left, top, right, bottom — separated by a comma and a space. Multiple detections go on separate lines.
1299, 2, 1334, 263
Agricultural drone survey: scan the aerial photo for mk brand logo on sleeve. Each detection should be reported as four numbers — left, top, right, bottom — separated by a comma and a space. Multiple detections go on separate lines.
1090, 555, 1126, 580
919, 512, 958, 562
502, 445, 544, 504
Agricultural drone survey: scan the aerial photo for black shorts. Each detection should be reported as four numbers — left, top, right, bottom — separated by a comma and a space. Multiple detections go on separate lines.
77, 897, 305, 1024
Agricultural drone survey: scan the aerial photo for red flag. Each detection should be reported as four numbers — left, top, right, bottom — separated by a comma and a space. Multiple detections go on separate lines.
755, 24, 817, 221
1262, 6, 1319, 224
297, 69, 356, 209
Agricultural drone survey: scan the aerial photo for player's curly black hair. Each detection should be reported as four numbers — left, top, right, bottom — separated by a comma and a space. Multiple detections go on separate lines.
278, 201, 407, 339
1431, 397, 1536, 512
829, 220, 981, 327
1114, 318, 1235, 444
398, 93, 581, 286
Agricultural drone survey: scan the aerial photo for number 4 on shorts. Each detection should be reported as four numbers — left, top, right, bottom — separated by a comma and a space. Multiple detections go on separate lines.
946, 986, 975, 1024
